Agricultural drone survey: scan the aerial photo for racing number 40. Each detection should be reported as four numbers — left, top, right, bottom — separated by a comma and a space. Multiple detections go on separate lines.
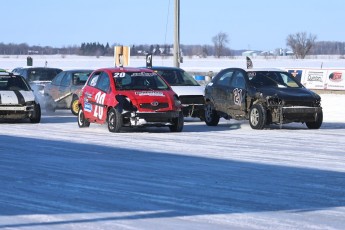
94, 92, 106, 119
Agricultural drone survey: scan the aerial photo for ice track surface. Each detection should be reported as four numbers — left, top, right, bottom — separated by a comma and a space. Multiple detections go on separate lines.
0, 94, 345, 230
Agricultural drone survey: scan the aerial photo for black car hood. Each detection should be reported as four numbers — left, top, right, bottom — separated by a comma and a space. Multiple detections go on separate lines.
255, 86, 320, 101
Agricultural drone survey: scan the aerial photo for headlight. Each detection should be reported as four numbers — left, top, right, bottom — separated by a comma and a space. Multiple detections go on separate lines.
173, 95, 181, 107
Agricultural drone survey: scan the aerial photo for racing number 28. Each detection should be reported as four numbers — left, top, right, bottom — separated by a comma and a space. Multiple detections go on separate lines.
94, 92, 106, 119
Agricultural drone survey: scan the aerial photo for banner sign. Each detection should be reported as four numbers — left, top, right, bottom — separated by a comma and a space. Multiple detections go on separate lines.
325, 70, 345, 90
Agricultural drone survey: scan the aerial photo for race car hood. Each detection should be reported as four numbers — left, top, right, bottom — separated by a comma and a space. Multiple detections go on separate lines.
256, 86, 321, 102
170, 85, 205, 96
0, 90, 35, 104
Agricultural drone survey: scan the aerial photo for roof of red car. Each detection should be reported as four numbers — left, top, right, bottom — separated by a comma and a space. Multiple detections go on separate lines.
95, 67, 153, 73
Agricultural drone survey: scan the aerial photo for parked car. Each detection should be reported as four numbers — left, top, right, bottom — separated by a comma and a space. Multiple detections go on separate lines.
12, 67, 62, 105
44, 69, 93, 115
0, 72, 41, 123
149, 66, 205, 120
78, 67, 184, 132
204, 68, 323, 129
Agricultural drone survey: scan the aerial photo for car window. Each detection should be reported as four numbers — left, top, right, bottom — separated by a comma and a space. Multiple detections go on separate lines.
96, 72, 110, 92
230, 71, 246, 89
61, 73, 72, 87
156, 70, 179, 85
156, 69, 199, 86
249, 71, 302, 88
87, 72, 101, 87
52, 72, 65, 85
28, 68, 61, 81
114, 72, 169, 90
73, 72, 91, 85
0, 75, 30, 91
214, 71, 234, 87
13, 68, 26, 78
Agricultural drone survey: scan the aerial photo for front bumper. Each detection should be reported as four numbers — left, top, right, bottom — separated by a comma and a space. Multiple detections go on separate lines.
124, 111, 181, 127
271, 106, 322, 123
0, 105, 35, 119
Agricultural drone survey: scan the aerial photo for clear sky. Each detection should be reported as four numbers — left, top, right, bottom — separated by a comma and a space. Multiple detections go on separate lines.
2, 0, 344, 51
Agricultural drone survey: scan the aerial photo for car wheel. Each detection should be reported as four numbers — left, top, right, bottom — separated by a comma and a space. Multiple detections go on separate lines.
78, 107, 90, 128
204, 103, 220, 126
70, 95, 79, 116
30, 103, 41, 123
169, 111, 184, 132
45, 96, 56, 113
306, 111, 323, 129
107, 108, 123, 133
249, 104, 267, 130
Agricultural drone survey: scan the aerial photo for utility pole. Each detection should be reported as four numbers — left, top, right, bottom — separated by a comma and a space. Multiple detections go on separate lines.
173, 0, 180, 67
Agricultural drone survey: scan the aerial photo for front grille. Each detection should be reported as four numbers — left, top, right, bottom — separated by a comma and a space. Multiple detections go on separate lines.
140, 103, 169, 110
283, 100, 315, 107
179, 95, 205, 105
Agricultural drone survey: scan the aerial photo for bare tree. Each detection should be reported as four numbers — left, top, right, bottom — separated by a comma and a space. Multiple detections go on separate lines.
212, 32, 229, 58
286, 32, 317, 59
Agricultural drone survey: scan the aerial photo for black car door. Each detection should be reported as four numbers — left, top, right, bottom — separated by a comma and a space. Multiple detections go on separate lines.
210, 69, 234, 113
227, 70, 247, 116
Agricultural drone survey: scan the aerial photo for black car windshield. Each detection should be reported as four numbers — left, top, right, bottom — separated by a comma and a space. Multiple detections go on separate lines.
28, 69, 61, 81
0, 75, 31, 91
114, 72, 169, 90
248, 71, 302, 88
155, 69, 200, 86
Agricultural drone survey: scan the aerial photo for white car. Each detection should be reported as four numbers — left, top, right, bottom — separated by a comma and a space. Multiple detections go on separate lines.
150, 66, 205, 120
0, 72, 41, 123
12, 67, 62, 105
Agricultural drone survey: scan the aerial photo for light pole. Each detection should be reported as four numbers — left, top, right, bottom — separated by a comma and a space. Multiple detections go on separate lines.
173, 0, 180, 67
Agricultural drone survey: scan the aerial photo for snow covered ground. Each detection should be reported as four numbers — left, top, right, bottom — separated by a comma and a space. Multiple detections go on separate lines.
0, 95, 344, 230
0, 56, 345, 229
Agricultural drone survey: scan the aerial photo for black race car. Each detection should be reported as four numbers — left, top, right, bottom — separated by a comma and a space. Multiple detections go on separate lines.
204, 68, 323, 129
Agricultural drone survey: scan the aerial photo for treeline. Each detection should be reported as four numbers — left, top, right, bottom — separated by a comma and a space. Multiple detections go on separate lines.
311, 41, 345, 55
0, 41, 344, 56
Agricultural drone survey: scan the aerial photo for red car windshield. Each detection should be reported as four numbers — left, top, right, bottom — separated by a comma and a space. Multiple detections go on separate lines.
114, 72, 169, 90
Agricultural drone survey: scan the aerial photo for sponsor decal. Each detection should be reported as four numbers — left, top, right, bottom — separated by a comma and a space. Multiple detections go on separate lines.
288, 70, 303, 82
135, 91, 165, 97
90, 76, 98, 86
329, 72, 343, 82
233, 88, 242, 106
307, 72, 323, 82
131, 72, 157, 77
84, 102, 92, 112
85, 92, 92, 98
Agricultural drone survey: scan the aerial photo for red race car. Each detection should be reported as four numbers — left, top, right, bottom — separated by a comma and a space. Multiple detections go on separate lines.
77, 67, 184, 132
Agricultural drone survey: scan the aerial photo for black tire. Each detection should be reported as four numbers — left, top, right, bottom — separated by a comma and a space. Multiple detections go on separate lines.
204, 103, 220, 126
30, 103, 41, 123
70, 95, 79, 116
78, 107, 90, 128
107, 108, 123, 133
45, 96, 56, 113
306, 111, 323, 129
169, 111, 184, 132
249, 104, 267, 130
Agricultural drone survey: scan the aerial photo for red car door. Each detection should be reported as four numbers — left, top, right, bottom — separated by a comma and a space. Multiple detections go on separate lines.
82, 71, 112, 123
